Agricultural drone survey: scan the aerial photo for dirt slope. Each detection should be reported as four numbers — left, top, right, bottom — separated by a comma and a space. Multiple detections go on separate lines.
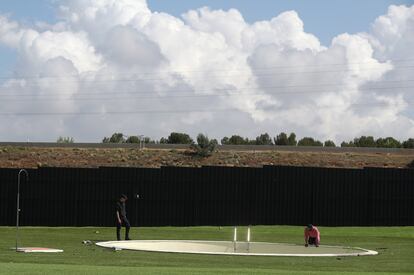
0, 146, 413, 169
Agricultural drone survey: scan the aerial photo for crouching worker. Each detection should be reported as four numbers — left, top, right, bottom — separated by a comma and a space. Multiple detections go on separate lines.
116, 194, 131, 241
304, 224, 320, 247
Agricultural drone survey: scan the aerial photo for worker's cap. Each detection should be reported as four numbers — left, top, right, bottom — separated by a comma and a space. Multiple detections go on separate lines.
307, 224, 313, 229
120, 194, 128, 200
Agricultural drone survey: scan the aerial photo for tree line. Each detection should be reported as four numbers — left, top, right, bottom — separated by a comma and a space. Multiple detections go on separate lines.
98, 132, 414, 149
101, 132, 217, 157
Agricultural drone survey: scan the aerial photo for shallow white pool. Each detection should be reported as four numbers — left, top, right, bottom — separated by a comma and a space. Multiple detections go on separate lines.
96, 240, 378, 257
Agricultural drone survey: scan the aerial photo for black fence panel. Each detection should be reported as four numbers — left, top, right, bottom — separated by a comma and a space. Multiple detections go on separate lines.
0, 168, 21, 226
0, 166, 413, 227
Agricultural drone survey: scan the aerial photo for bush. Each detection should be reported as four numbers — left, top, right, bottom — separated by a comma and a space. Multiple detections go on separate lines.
297, 137, 323, 146
354, 136, 376, 147
274, 132, 297, 146
375, 137, 401, 148
57, 136, 74, 143
125, 136, 140, 143
190, 134, 217, 157
324, 140, 336, 147
221, 137, 229, 145
102, 133, 125, 143
221, 135, 249, 145
341, 141, 355, 147
402, 138, 414, 148
124, 136, 154, 144
255, 133, 273, 145
342, 136, 401, 148
165, 132, 193, 144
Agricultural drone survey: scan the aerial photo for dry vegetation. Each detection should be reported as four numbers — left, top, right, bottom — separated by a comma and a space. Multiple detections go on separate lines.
0, 146, 413, 169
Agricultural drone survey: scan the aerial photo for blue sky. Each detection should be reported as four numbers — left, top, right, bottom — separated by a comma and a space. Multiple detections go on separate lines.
1, 0, 412, 44
148, 0, 413, 45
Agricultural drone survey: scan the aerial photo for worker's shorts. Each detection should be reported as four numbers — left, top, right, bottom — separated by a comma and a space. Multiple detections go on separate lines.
308, 237, 317, 245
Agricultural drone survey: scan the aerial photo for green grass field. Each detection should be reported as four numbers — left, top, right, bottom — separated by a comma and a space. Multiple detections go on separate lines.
0, 226, 413, 274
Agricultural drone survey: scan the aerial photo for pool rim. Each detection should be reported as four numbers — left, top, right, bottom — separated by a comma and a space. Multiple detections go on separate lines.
95, 240, 378, 257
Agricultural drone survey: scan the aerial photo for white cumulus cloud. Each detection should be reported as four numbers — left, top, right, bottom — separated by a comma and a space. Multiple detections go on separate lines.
0, 1, 413, 143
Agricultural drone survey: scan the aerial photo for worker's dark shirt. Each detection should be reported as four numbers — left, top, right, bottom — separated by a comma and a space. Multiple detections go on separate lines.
116, 201, 127, 218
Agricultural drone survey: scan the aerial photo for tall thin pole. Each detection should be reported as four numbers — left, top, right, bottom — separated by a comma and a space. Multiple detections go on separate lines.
233, 227, 237, 252
16, 169, 28, 252
247, 226, 251, 253
139, 135, 144, 150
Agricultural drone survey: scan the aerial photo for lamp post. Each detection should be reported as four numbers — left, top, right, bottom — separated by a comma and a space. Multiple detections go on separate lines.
16, 169, 29, 252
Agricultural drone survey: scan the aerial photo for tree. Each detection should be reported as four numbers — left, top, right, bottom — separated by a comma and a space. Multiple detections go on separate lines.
324, 140, 336, 147
353, 136, 376, 147
341, 141, 355, 147
227, 135, 249, 145
255, 133, 273, 145
274, 132, 288, 145
102, 133, 126, 143
297, 137, 323, 146
274, 132, 297, 146
341, 136, 376, 147
211, 139, 218, 145
144, 137, 155, 144
287, 133, 297, 146
124, 136, 154, 144
376, 137, 401, 148
167, 132, 193, 144
402, 138, 414, 149
57, 136, 74, 143
125, 136, 140, 143
247, 139, 257, 145
159, 137, 168, 144
221, 137, 230, 145
105, 133, 125, 143
190, 134, 217, 157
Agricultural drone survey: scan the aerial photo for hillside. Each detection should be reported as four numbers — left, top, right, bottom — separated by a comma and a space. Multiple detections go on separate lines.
0, 146, 413, 169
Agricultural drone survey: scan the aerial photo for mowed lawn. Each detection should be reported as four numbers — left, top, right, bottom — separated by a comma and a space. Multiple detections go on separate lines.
0, 226, 413, 274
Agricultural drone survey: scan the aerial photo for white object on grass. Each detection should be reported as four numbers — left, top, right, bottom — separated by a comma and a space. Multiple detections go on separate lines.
96, 240, 378, 257
233, 227, 237, 252
247, 226, 251, 253
15, 247, 63, 253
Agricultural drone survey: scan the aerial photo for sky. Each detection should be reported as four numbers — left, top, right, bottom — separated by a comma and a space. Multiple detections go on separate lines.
1, 1, 412, 43
149, 0, 413, 44
0, 0, 414, 142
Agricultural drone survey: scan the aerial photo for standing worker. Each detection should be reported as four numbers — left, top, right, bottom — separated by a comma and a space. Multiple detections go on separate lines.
304, 224, 320, 247
116, 194, 131, 241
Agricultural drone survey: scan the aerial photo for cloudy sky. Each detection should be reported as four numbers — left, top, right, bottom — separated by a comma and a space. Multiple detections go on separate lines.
0, 0, 413, 143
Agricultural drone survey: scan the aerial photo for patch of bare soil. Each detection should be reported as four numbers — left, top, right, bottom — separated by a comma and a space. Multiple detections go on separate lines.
0, 146, 413, 169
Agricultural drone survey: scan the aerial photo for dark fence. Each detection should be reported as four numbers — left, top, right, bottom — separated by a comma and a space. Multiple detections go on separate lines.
0, 166, 413, 227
